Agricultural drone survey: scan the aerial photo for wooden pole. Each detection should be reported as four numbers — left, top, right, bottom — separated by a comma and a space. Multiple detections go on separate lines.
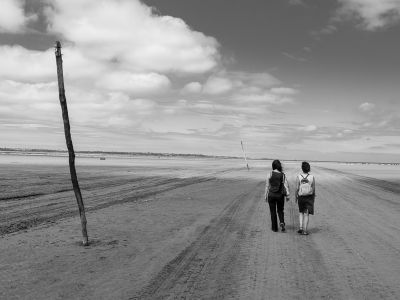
241, 140, 250, 171
55, 41, 89, 246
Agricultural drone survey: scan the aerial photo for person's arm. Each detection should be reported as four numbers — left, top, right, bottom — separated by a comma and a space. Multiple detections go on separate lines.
283, 174, 290, 199
264, 172, 271, 200
295, 175, 299, 202
312, 176, 316, 199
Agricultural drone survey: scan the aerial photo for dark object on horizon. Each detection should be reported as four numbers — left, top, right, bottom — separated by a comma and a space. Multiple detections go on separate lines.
55, 41, 89, 246
100, 157, 106, 160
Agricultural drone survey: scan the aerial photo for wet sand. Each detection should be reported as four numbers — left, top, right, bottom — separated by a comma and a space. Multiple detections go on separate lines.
1, 156, 399, 299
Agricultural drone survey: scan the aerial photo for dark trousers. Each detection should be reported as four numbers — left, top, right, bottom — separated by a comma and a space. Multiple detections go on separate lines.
268, 195, 285, 231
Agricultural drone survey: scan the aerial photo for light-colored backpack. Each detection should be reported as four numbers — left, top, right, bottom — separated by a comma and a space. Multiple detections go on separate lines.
298, 174, 313, 196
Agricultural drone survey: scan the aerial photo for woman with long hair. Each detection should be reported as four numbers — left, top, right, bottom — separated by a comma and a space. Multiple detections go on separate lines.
265, 160, 290, 232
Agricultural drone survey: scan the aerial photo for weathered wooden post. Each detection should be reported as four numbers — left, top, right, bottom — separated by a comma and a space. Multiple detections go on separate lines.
55, 41, 89, 246
241, 140, 250, 171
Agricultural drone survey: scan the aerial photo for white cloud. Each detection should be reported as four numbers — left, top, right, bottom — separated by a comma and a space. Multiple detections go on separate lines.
0, 0, 303, 156
359, 102, 375, 112
0, 80, 56, 101
96, 71, 171, 95
182, 82, 202, 94
198, 71, 295, 107
141, 113, 224, 135
270, 87, 299, 95
203, 76, 233, 95
231, 72, 281, 88
282, 52, 307, 62
0, 79, 161, 131
0, 46, 55, 82
232, 92, 293, 105
201, 71, 281, 95
336, 0, 400, 30
299, 125, 318, 132
60, 47, 106, 81
44, 0, 220, 74
319, 24, 338, 35
0, 0, 36, 32
0, 80, 60, 126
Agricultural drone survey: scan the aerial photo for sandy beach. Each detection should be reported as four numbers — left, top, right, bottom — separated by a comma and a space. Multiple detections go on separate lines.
1, 155, 400, 299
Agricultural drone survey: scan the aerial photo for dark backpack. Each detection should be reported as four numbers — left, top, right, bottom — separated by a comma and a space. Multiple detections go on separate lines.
268, 172, 284, 196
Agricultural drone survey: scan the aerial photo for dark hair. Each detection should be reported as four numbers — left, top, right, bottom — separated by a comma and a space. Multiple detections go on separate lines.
272, 160, 282, 172
301, 161, 310, 173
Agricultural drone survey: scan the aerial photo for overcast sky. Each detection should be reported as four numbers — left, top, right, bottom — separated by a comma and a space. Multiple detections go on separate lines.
1, 0, 400, 162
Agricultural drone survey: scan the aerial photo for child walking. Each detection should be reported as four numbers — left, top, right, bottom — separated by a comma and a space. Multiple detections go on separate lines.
295, 161, 316, 235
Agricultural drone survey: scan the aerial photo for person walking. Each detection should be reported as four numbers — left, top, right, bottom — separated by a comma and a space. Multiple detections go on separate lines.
295, 161, 316, 235
265, 160, 290, 232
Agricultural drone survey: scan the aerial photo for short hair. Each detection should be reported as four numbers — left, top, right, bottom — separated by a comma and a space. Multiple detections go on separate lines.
302, 161, 310, 173
272, 160, 282, 172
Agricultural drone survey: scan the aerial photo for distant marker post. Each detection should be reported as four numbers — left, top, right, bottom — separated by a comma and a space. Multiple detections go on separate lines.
241, 140, 250, 171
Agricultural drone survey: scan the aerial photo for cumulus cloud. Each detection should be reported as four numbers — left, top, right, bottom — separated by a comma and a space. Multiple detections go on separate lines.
0, 46, 55, 82
44, 0, 220, 74
96, 71, 171, 95
203, 76, 234, 95
0, 80, 57, 104
198, 71, 295, 107
0, 0, 37, 32
202, 71, 281, 93
0, 80, 60, 127
181, 82, 202, 94
336, 0, 400, 30
0, 0, 301, 155
182, 71, 295, 110
0, 79, 162, 132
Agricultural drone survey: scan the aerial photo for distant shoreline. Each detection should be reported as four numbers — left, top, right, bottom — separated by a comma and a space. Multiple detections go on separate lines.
0, 148, 237, 160
0, 148, 399, 165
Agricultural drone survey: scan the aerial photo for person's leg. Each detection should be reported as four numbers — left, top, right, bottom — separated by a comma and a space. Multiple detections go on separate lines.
268, 198, 278, 232
277, 197, 285, 231
302, 210, 309, 234
298, 212, 304, 233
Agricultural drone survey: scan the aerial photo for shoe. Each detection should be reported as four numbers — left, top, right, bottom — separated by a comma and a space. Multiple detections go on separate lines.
272, 228, 278, 232
280, 223, 286, 232
297, 228, 303, 234
302, 230, 309, 235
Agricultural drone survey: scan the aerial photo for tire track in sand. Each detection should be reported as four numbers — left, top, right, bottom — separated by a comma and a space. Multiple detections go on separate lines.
133, 181, 264, 299
133, 175, 339, 300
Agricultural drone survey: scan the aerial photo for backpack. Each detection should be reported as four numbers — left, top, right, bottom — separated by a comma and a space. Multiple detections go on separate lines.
298, 174, 313, 196
268, 172, 284, 195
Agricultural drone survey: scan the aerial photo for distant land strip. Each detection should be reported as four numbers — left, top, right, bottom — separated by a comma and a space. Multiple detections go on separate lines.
0, 147, 238, 160
0, 148, 399, 165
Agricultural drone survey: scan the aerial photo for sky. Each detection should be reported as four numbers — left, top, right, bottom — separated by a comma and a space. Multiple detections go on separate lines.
0, 0, 400, 162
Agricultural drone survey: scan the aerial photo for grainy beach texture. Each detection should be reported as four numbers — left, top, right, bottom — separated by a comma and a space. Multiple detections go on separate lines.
1, 155, 399, 299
